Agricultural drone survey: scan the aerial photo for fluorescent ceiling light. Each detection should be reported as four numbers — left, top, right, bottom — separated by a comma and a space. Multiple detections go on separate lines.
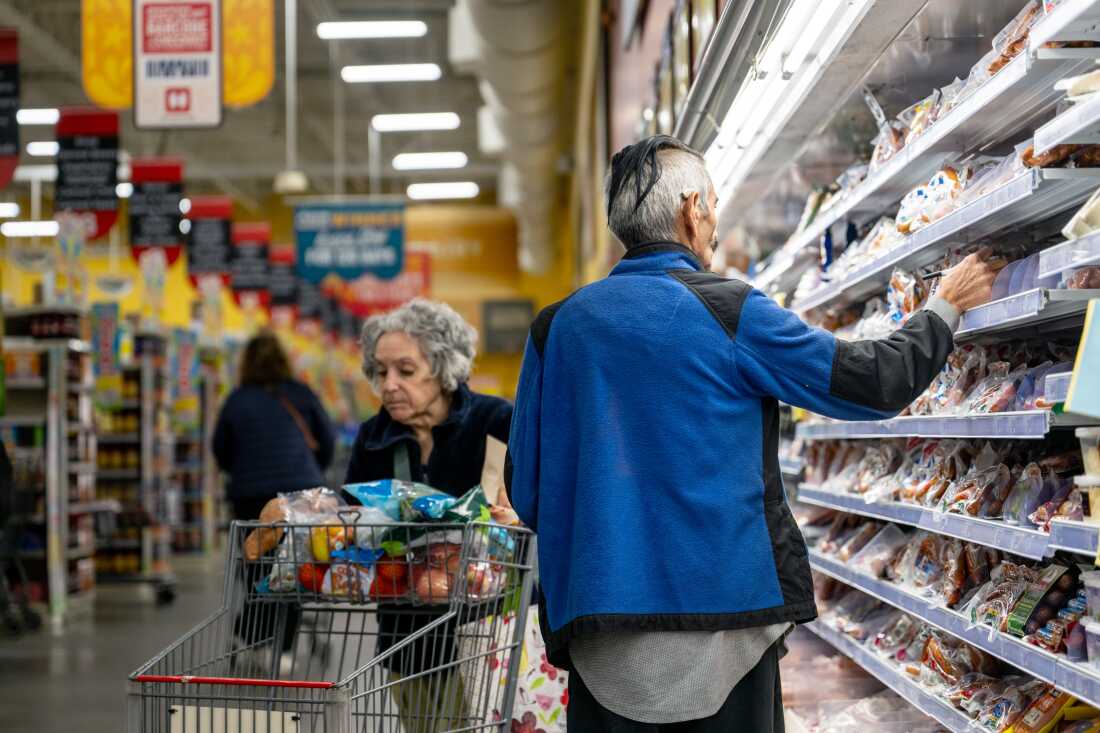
1, 220, 60, 237
179, 197, 192, 214
0, 203, 20, 218
341, 63, 441, 83
13, 164, 58, 182
406, 181, 479, 200
17, 108, 59, 125
317, 20, 427, 39
179, 219, 192, 235
371, 112, 460, 132
393, 151, 468, 170
26, 141, 59, 157
116, 182, 134, 198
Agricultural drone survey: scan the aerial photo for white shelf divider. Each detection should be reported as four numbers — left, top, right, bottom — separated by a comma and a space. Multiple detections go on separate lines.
803, 620, 977, 732
955, 287, 1099, 339
809, 549, 1100, 709
798, 485, 1051, 559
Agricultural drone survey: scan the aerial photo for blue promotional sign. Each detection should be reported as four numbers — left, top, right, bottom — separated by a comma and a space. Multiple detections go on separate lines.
294, 201, 404, 283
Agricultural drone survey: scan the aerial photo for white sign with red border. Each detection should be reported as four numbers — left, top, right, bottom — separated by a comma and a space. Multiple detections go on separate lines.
133, 0, 223, 129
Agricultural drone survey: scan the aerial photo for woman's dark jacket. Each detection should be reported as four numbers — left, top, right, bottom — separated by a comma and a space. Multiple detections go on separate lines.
343, 383, 512, 674
213, 379, 336, 500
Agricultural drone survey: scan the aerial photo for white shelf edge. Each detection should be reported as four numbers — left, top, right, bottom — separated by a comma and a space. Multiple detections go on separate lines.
798, 485, 1050, 559
955, 287, 1098, 339
1040, 231, 1100, 279
795, 410, 1057, 440
1030, 0, 1100, 49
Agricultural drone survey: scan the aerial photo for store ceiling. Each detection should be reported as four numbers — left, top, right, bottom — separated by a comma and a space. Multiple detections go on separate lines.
736, 0, 1047, 253
2, 0, 496, 210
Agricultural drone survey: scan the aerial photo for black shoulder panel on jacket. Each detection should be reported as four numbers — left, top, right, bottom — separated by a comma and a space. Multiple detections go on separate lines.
668, 270, 751, 339
530, 298, 568, 357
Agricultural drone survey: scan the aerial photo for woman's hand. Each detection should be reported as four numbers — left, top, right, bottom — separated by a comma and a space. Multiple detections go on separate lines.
490, 488, 522, 526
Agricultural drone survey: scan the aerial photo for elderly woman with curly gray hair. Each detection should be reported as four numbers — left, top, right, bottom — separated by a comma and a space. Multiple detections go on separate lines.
343, 298, 514, 732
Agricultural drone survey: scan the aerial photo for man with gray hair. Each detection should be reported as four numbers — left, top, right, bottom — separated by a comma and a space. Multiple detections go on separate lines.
505, 135, 1004, 731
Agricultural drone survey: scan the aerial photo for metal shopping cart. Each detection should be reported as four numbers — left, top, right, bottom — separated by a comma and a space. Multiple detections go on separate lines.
128, 515, 535, 732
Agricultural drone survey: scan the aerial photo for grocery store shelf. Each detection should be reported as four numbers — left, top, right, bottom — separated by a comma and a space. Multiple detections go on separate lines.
18, 546, 94, 561
1046, 371, 1074, 405
798, 485, 1050, 559
98, 539, 142, 550
67, 462, 96, 475
803, 620, 975, 732
0, 337, 91, 353
1040, 231, 1100, 279
98, 433, 141, 444
779, 457, 804, 477
69, 499, 122, 515
810, 549, 1100, 710
1030, 0, 1100, 49
762, 48, 1097, 296
794, 169, 1100, 314
956, 287, 1099, 340
5, 377, 46, 390
68, 382, 94, 395
0, 414, 46, 428
96, 468, 141, 480
794, 409, 1098, 440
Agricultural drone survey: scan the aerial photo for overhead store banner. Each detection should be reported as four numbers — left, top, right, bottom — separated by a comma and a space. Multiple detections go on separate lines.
343, 251, 431, 317
0, 30, 18, 190
83, 0, 273, 110
130, 157, 184, 263
55, 107, 119, 240
294, 201, 405, 283
186, 195, 232, 285
268, 242, 297, 328
229, 221, 270, 308
133, 0, 223, 129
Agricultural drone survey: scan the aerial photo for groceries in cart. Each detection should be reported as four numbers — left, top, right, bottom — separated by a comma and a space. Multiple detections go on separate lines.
242, 482, 512, 605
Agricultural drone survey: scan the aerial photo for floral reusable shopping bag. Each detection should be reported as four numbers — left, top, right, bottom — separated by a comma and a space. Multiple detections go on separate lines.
463, 605, 568, 732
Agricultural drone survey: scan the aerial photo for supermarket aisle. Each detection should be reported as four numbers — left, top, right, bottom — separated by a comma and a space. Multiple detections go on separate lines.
0, 553, 225, 733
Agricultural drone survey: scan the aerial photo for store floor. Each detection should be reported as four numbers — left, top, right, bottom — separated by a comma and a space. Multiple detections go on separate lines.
0, 552, 226, 733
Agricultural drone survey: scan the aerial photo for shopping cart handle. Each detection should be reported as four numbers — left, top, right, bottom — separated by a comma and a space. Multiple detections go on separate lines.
132, 674, 334, 689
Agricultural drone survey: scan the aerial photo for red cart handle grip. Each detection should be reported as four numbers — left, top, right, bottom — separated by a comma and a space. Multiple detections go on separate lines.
134, 674, 334, 689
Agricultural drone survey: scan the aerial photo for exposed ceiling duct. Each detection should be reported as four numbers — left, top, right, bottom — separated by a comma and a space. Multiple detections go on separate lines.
450, 0, 568, 274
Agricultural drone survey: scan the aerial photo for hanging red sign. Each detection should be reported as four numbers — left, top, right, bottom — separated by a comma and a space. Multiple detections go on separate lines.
229, 221, 271, 309
0, 30, 19, 190
186, 195, 232, 287
55, 107, 120, 240
129, 157, 184, 264
343, 251, 432, 317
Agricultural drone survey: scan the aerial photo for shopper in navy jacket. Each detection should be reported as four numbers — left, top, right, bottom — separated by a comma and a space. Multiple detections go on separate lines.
213, 331, 335, 520
506, 135, 1004, 732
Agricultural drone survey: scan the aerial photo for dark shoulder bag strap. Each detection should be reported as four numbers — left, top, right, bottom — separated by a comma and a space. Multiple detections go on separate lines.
272, 389, 320, 453
393, 442, 412, 482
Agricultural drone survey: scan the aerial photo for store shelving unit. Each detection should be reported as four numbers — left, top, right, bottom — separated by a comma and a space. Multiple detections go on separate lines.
798, 484, 1052, 559
1, 335, 98, 626
810, 549, 1100, 709
793, 170, 1100, 314
803, 620, 977, 732
755, 29, 1099, 294
95, 334, 175, 602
